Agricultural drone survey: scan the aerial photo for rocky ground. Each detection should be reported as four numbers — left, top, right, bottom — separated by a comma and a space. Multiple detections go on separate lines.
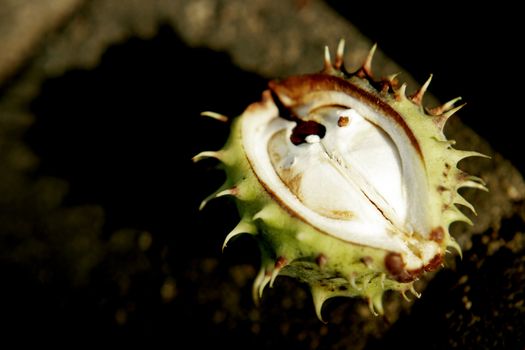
0, 1, 523, 348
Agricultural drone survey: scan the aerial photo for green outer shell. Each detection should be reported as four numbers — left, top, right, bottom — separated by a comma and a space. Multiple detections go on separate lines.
197, 44, 487, 319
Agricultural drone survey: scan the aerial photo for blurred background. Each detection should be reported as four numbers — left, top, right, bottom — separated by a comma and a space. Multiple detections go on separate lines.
0, 1, 523, 348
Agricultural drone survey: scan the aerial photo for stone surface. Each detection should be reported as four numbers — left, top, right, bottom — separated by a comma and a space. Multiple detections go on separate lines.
0, 0, 85, 84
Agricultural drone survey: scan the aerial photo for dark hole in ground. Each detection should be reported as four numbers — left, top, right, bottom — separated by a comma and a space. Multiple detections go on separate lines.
26, 25, 266, 250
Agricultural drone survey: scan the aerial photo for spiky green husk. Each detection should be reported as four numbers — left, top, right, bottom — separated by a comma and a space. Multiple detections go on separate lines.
195, 42, 486, 319
197, 115, 409, 317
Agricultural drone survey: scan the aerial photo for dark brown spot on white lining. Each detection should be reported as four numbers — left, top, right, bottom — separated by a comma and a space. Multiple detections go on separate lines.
337, 116, 349, 127
290, 120, 326, 145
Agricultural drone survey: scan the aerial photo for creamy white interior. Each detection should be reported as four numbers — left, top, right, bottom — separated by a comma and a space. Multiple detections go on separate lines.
242, 98, 439, 269
269, 108, 407, 226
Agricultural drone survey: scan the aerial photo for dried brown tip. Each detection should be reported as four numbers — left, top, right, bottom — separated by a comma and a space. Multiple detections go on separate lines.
427, 97, 462, 116
395, 83, 407, 101
435, 103, 466, 130
386, 73, 400, 87
410, 74, 433, 106
357, 43, 377, 78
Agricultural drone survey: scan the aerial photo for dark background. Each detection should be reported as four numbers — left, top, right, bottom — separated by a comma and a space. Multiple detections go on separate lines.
1, 1, 523, 349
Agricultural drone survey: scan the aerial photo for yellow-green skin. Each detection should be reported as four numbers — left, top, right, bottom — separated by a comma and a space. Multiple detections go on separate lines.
196, 43, 486, 319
